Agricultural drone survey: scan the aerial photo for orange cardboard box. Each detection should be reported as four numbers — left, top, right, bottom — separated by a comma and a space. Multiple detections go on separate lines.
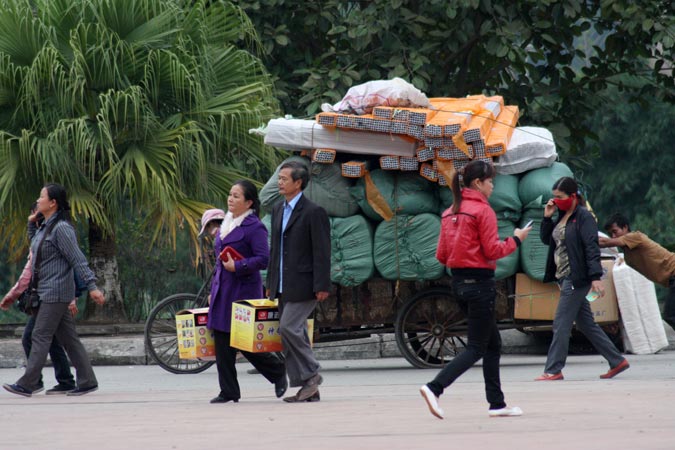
514, 260, 619, 324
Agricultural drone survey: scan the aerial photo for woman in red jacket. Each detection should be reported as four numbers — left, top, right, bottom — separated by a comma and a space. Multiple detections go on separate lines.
420, 160, 531, 419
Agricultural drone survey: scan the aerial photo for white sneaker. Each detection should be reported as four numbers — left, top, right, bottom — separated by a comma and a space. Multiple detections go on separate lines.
489, 406, 523, 417
420, 385, 444, 419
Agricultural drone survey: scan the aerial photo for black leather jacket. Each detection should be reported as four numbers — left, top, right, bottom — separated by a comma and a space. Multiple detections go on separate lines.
541, 205, 603, 287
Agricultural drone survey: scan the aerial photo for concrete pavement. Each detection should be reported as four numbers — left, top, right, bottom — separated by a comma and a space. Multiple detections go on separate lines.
0, 353, 674, 450
1, 323, 673, 368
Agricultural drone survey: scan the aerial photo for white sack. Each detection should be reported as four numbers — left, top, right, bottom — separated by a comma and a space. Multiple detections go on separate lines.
613, 260, 669, 354
321, 78, 430, 115
495, 127, 557, 175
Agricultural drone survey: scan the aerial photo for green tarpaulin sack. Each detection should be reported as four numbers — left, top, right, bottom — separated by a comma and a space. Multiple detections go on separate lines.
517, 162, 573, 208
305, 162, 360, 217
330, 215, 374, 286
438, 186, 453, 215
518, 209, 549, 281
351, 170, 439, 221
260, 156, 359, 217
259, 214, 273, 283
495, 220, 520, 280
489, 174, 522, 222
373, 213, 445, 280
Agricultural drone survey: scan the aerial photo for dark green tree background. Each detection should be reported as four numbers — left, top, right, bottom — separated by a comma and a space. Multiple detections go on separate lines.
583, 93, 675, 248
235, 0, 673, 155
2, 0, 673, 323
0, 0, 280, 322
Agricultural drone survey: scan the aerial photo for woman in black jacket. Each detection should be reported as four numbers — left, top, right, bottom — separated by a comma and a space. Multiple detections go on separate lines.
535, 177, 628, 381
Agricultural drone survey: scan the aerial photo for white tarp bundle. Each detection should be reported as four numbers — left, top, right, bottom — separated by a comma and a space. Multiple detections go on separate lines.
264, 118, 418, 157
494, 126, 557, 175
612, 260, 669, 354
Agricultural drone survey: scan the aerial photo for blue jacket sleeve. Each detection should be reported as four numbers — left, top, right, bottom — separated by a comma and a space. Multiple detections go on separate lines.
74, 270, 87, 298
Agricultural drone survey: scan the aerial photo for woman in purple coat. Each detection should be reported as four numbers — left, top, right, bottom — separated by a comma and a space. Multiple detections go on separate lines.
208, 180, 287, 404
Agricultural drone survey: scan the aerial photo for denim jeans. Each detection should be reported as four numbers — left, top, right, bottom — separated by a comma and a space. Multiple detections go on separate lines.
21, 313, 75, 388
544, 277, 624, 374
427, 276, 506, 410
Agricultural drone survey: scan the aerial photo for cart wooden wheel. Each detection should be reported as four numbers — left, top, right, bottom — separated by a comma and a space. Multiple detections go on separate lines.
144, 293, 215, 374
395, 287, 467, 369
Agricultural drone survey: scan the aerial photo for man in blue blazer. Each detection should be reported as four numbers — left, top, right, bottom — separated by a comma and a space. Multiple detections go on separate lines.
267, 161, 331, 403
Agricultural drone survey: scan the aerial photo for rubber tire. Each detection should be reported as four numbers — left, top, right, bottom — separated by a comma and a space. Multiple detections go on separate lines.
144, 293, 215, 374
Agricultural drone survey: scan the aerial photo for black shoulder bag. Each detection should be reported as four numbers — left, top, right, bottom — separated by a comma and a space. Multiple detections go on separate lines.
18, 219, 57, 315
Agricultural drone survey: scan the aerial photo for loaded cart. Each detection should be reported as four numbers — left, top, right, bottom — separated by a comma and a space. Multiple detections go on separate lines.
143, 264, 622, 373
144, 81, 623, 373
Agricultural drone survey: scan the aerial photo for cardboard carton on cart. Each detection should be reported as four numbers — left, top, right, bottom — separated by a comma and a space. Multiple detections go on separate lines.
230, 299, 314, 353
514, 259, 619, 324
175, 308, 216, 360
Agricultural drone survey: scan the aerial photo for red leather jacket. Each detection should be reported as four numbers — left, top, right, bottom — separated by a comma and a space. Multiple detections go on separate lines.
436, 188, 518, 271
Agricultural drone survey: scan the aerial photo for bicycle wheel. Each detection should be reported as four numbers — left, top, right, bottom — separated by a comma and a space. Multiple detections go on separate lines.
144, 293, 215, 374
395, 287, 467, 369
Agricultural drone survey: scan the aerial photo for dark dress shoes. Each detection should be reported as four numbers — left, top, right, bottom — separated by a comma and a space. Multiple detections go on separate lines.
275, 375, 288, 398
295, 373, 323, 401
283, 391, 320, 403
46, 384, 77, 395
66, 385, 98, 396
3, 383, 33, 397
210, 395, 239, 404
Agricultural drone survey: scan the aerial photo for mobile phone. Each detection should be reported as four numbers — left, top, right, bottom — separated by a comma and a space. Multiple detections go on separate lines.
524, 219, 534, 228
586, 291, 600, 302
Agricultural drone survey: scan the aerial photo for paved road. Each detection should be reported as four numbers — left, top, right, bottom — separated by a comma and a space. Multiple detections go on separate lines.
1, 352, 673, 450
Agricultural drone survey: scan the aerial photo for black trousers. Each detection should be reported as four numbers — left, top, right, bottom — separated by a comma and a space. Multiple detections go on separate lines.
427, 276, 506, 410
213, 330, 285, 400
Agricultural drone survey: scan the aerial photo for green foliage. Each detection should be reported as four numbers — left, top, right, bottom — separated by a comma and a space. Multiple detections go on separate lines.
0, 255, 25, 324
583, 89, 675, 249
116, 214, 204, 322
0, 0, 280, 254
235, 0, 673, 154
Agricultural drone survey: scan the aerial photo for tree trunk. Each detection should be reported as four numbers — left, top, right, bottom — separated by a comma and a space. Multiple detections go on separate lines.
84, 220, 127, 323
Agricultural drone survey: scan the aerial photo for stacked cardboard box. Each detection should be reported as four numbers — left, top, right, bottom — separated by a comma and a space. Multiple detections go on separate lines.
514, 260, 619, 324
230, 299, 314, 353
